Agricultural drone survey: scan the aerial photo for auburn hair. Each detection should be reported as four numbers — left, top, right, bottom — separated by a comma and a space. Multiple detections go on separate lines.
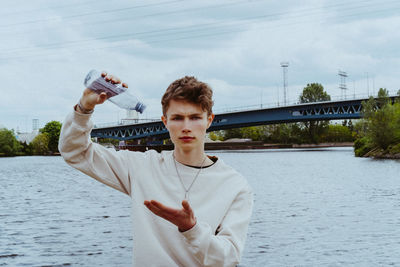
161, 76, 214, 116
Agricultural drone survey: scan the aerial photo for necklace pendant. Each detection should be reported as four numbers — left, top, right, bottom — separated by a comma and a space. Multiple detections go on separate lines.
184, 192, 189, 201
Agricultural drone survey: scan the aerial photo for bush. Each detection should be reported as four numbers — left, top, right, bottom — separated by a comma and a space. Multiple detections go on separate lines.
19, 141, 33, 156
354, 137, 373, 157
208, 131, 223, 141
40, 121, 62, 153
31, 133, 50, 155
388, 143, 400, 155
0, 129, 21, 156
321, 124, 354, 142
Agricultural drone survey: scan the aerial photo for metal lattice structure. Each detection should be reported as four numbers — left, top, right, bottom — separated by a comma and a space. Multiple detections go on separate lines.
91, 97, 396, 140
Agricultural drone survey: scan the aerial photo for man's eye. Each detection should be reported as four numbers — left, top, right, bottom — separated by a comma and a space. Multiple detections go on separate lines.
191, 117, 201, 120
172, 117, 182, 120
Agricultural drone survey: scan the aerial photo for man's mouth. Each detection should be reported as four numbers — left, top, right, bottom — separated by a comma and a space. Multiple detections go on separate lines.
179, 136, 195, 142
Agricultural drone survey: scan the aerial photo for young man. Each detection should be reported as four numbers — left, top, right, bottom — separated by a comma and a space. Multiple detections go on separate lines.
59, 73, 253, 267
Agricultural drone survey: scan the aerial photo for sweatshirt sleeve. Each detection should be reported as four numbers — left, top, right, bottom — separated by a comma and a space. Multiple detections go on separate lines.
181, 184, 254, 267
58, 108, 133, 196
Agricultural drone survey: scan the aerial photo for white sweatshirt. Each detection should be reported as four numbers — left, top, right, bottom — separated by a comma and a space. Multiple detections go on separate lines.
59, 110, 254, 267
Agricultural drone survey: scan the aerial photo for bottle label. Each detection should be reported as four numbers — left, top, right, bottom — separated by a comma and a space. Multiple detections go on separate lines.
89, 76, 126, 98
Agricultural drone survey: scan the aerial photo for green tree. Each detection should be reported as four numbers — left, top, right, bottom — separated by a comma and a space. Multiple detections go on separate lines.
267, 124, 290, 143
208, 131, 224, 141
299, 83, 331, 103
19, 141, 33, 156
208, 132, 218, 141
356, 92, 400, 156
222, 128, 242, 140
299, 83, 331, 143
31, 133, 50, 155
321, 124, 354, 142
240, 126, 265, 141
376, 88, 390, 107
365, 102, 400, 150
0, 129, 21, 156
353, 119, 368, 138
40, 121, 62, 153
361, 96, 378, 119
378, 88, 389, 98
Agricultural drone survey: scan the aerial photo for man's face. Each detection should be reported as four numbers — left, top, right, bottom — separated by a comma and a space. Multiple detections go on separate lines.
161, 100, 214, 152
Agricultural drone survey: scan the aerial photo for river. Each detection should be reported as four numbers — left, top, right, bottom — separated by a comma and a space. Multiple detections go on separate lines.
1, 147, 399, 266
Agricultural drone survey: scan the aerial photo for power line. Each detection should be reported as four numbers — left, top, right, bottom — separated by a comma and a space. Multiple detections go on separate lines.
0, 0, 394, 43
0, 0, 256, 29
0, 0, 184, 28
0, 0, 101, 17
0, 2, 399, 61
2, 7, 399, 61
1, 0, 398, 55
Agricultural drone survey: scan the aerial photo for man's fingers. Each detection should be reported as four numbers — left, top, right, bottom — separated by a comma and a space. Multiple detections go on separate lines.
101, 72, 124, 85
150, 200, 178, 214
98, 92, 108, 103
144, 201, 162, 214
104, 74, 121, 84
144, 201, 174, 220
182, 200, 192, 214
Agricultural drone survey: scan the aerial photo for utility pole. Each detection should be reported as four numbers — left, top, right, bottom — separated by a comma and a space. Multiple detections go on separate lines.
32, 119, 39, 131
372, 77, 375, 96
280, 62, 289, 105
276, 84, 280, 106
338, 70, 348, 99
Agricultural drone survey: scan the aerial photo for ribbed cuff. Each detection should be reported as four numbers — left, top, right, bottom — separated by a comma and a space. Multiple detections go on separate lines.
181, 221, 202, 242
73, 104, 93, 128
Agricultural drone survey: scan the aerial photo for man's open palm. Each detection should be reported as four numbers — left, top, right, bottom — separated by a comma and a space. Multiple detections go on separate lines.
144, 199, 196, 232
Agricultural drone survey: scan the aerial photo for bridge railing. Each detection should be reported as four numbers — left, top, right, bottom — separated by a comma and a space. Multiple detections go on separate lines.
214, 92, 399, 114
93, 92, 399, 129
93, 119, 159, 129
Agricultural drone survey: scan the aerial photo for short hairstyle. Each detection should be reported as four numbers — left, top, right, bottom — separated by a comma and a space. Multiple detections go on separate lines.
161, 76, 214, 116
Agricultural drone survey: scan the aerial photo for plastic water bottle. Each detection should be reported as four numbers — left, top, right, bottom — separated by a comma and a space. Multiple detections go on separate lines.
83, 69, 146, 113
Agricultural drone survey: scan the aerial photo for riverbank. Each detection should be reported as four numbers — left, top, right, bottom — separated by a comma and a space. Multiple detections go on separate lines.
0, 142, 357, 156
118, 141, 354, 152
362, 147, 400, 159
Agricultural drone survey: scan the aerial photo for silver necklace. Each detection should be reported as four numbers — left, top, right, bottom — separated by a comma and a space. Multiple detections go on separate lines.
173, 153, 207, 201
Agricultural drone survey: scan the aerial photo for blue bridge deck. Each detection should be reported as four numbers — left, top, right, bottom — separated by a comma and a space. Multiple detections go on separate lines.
91, 96, 398, 140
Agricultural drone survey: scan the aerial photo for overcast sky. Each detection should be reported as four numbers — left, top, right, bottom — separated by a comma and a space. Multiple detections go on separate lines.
1, 0, 399, 132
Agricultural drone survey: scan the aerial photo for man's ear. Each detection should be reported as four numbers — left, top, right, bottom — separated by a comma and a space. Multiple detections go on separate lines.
161, 115, 168, 129
206, 113, 215, 129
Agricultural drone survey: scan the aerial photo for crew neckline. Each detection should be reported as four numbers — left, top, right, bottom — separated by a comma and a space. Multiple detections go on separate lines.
165, 151, 219, 170
183, 156, 218, 169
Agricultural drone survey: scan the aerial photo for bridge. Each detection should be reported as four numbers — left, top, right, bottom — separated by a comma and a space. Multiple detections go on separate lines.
91, 96, 398, 141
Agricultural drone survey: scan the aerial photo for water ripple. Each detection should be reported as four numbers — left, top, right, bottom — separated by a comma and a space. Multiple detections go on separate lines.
1, 149, 400, 266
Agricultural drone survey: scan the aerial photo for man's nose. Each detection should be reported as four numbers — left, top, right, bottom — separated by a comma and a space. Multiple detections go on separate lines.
182, 118, 191, 132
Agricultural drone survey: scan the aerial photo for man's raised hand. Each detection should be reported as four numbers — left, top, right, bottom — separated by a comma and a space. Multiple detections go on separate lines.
80, 71, 128, 110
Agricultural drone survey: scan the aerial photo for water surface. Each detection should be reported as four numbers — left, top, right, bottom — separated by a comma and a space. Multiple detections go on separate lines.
1, 147, 399, 266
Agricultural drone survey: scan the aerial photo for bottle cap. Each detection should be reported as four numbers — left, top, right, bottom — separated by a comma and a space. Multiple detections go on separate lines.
135, 102, 146, 113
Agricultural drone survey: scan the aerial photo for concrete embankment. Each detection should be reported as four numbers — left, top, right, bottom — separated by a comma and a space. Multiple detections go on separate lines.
118, 142, 354, 152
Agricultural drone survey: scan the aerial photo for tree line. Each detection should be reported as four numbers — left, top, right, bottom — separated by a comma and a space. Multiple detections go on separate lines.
2, 84, 398, 157
353, 88, 400, 158
0, 121, 62, 156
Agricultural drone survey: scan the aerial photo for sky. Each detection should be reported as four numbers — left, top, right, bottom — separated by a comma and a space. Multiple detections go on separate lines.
0, 0, 399, 132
